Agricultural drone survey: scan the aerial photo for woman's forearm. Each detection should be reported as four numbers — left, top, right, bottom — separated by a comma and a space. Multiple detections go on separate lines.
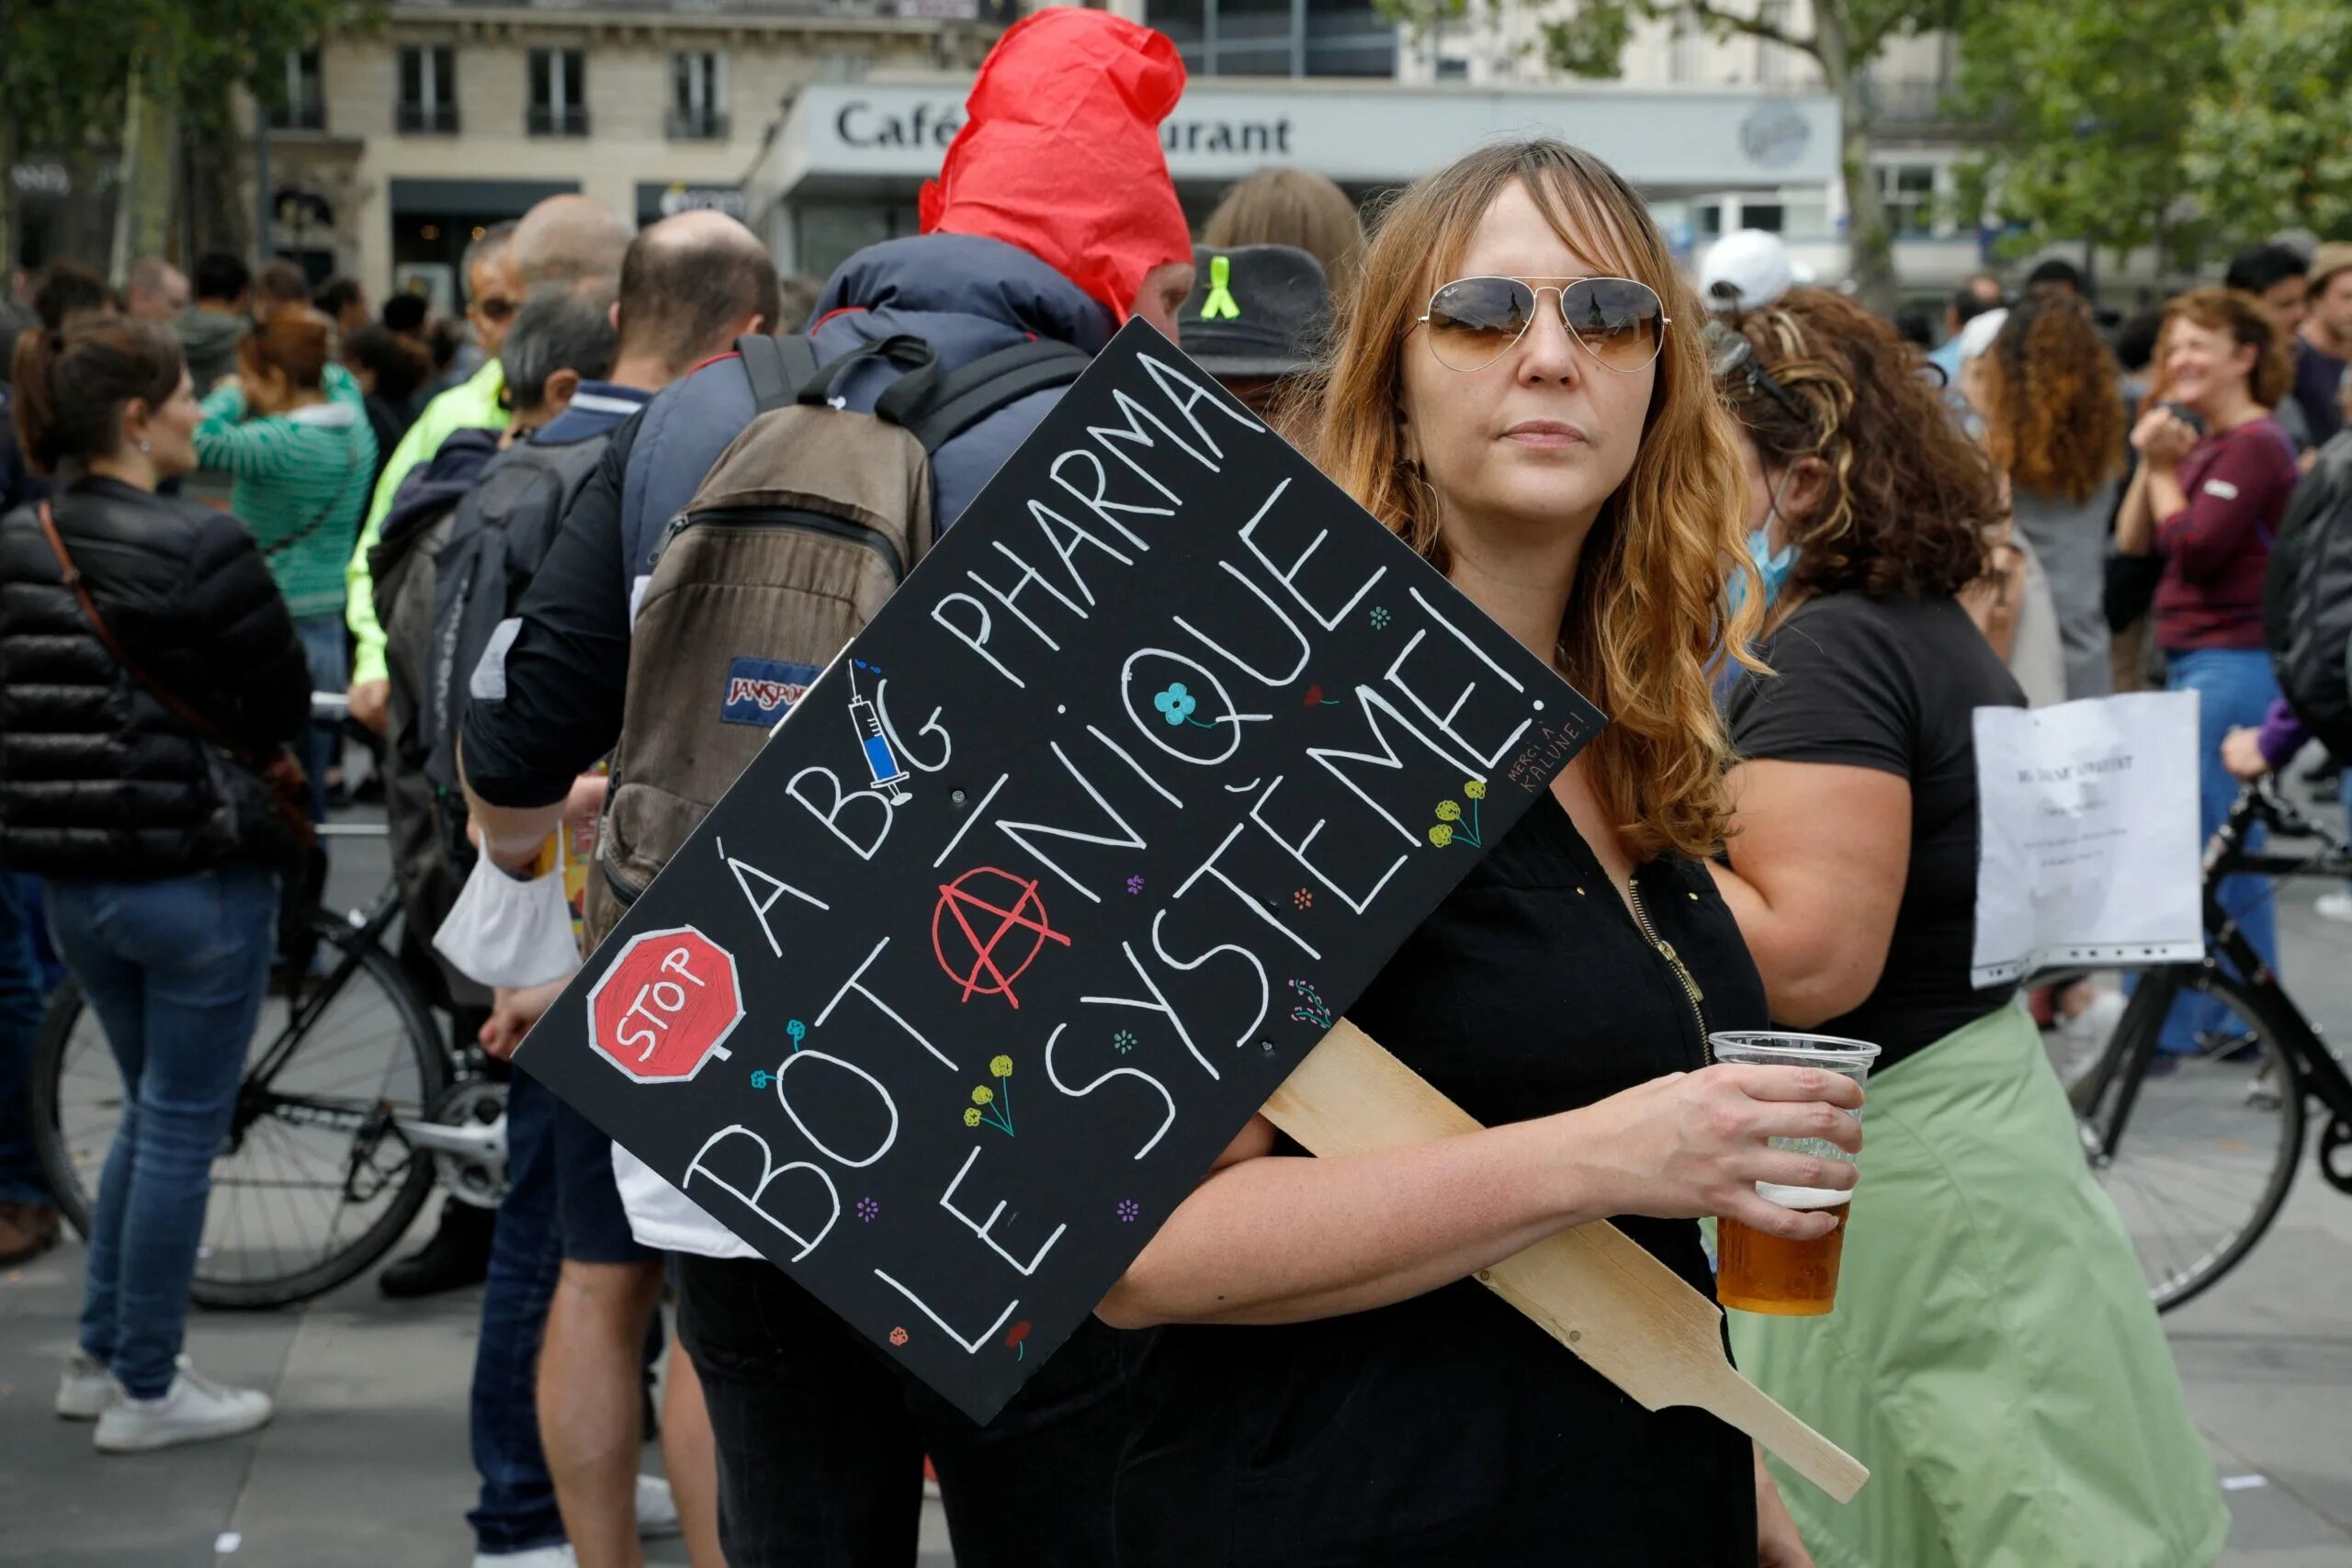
1098, 1111, 1621, 1329
2114, 463, 2156, 555
2144, 464, 2188, 530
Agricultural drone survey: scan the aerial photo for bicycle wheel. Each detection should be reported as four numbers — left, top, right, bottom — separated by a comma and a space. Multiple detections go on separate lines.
32, 912, 448, 1309
2076, 964, 2305, 1314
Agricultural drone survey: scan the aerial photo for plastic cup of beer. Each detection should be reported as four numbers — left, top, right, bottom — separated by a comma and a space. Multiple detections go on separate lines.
1708, 1032, 1881, 1316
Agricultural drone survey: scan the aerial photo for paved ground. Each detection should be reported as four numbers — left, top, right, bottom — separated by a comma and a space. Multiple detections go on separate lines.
4, 795, 2351, 1566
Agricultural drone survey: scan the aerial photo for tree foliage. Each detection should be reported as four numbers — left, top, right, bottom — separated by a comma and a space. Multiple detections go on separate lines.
4, 0, 353, 148
2, 0, 360, 271
1966, 0, 2352, 268
2181, 0, 2352, 243
1382, 0, 1966, 312
1958, 0, 2232, 270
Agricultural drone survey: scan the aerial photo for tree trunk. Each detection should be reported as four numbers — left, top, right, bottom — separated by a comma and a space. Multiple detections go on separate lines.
108, 59, 179, 285
1819, 10, 1897, 316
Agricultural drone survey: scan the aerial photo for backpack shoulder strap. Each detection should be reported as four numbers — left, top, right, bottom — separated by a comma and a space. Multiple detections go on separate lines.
895, 340, 1092, 455
739, 333, 823, 414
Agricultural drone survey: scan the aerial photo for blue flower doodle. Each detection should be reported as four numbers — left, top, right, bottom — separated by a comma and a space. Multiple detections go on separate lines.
1153, 682, 1198, 727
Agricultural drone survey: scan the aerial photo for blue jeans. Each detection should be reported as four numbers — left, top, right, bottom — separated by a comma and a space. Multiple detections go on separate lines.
469, 1067, 567, 1553
2164, 648, 2281, 1053
0, 872, 51, 1205
47, 864, 277, 1397
294, 614, 346, 822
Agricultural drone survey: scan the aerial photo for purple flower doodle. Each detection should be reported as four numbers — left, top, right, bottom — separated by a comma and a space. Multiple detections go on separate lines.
1116, 1199, 1140, 1223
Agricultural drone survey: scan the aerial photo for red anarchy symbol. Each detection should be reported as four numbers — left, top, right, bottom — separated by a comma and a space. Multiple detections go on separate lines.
932, 867, 1071, 1010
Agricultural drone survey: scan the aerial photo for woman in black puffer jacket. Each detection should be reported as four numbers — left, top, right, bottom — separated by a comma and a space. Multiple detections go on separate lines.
0, 319, 309, 1453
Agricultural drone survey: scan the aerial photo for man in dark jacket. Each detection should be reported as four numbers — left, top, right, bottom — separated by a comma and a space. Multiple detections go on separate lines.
442, 211, 779, 1568
457, 10, 1193, 1563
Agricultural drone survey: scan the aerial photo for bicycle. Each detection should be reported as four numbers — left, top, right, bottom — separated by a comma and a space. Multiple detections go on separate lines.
2043, 778, 2352, 1314
28, 699, 507, 1309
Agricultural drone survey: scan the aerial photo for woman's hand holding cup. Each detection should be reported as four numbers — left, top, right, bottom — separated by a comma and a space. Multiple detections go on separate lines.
1565, 1064, 1864, 1240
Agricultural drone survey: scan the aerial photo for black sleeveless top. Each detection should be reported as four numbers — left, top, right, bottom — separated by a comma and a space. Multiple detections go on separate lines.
1113, 793, 1768, 1567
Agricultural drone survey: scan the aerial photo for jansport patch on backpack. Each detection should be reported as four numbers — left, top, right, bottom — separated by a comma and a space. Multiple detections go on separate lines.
718, 657, 823, 727
583, 333, 1088, 947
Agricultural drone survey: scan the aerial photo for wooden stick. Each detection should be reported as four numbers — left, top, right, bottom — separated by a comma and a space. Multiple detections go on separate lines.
1261, 1018, 1870, 1505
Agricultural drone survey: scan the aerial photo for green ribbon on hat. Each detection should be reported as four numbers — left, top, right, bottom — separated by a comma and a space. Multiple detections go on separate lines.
1199, 254, 1241, 321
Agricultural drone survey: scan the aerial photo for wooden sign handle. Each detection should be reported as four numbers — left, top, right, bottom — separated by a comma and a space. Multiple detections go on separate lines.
1260, 1019, 1869, 1505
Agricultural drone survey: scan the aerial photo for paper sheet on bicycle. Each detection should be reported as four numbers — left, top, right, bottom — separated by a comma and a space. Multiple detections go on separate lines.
1971, 692, 2203, 987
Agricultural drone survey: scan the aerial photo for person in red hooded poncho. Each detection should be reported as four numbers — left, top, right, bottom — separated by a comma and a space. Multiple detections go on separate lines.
919, 7, 1198, 333
441, 12, 1201, 1568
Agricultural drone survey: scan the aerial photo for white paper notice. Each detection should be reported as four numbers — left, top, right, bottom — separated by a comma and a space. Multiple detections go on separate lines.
1971, 692, 2204, 987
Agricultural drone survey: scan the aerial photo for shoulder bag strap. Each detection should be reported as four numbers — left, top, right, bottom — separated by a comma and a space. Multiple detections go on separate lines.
902, 340, 1092, 454
739, 333, 823, 414
259, 440, 361, 563
36, 499, 256, 767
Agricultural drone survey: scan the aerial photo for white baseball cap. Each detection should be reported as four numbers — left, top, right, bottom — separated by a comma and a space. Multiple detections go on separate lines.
1699, 229, 1816, 312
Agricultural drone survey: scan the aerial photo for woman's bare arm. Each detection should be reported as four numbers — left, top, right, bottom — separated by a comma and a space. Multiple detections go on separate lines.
1710, 760, 1911, 1028
1098, 1064, 1865, 1329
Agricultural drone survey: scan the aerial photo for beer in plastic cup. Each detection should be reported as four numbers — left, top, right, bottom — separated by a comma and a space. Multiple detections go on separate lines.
1708, 1032, 1881, 1316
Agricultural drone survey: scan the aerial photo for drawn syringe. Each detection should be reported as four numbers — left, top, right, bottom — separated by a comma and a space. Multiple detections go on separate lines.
845, 662, 911, 806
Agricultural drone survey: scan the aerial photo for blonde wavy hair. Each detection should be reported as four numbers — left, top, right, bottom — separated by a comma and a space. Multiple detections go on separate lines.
1297, 139, 1758, 862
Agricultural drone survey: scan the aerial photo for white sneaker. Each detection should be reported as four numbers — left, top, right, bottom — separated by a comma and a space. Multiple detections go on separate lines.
471, 1548, 574, 1568
56, 1352, 119, 1420
93, 1363, 272, 1453
638, 1472, 681, 1540
2316, 891, 2352, 924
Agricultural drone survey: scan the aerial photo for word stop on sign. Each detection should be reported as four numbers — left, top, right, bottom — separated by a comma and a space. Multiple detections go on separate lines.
586, 926, 747, 1085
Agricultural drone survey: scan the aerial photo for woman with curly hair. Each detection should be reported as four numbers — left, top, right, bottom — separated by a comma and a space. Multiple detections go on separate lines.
1975, 288, 2128, 699
1707, 288, 2225, 1568
2118, 286, 2301, 1055
1102, 139, 1858, 1566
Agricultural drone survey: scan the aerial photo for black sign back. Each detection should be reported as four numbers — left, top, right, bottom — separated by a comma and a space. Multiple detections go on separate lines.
521, 322, 1601, 1422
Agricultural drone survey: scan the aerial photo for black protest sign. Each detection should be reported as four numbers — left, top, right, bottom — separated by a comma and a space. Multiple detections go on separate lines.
521, 321, 1603, 1423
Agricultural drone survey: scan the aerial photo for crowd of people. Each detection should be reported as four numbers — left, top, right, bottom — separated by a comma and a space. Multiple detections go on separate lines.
5, 6, 2349, 1566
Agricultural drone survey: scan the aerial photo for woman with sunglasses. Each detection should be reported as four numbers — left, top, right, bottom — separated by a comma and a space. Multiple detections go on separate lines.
1707, 290, 2226, 1568
1101, 140, 1855, 1568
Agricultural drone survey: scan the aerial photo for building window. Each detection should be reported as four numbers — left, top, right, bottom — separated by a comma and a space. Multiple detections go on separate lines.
271, 48, 325, 131
1879, 164, 1938, 237
1145, 0, 1396, 79
1743, 202, 1785, 234
670, 51, 729, 141
1756, 0, 1790, 86
397, 46, 458, 135
1434, 55, 1469, 81
528, 48, 589, 138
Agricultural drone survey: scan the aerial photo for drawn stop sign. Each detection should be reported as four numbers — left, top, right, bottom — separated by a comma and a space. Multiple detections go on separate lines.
585, 926, 745, 1084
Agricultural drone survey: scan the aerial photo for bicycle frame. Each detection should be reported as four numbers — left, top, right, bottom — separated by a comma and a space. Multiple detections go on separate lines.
2075, 781, 2352, 1174
233, 875, 503, 1184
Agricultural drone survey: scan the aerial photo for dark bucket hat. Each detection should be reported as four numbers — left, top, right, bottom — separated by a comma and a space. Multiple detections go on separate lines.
1177, 243, 1332, 380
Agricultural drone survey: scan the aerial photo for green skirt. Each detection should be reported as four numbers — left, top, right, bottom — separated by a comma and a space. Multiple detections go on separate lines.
1729, 1002, 2229, 1568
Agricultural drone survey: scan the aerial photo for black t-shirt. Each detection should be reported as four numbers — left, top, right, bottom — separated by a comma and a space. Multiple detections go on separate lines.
1724, 591, 2025, 1072
1114, 794, 1766, 1567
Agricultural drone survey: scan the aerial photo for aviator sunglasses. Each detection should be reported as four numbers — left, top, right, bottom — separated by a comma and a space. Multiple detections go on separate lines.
1417, 276, 1671, 374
